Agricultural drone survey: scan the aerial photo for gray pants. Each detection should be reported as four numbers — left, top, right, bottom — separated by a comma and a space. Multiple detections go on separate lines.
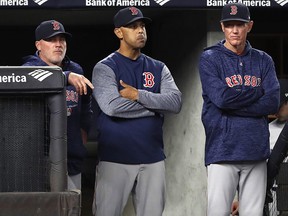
207, 161, 267, 216
68, 173, 81, 190
93, 161, 166, 216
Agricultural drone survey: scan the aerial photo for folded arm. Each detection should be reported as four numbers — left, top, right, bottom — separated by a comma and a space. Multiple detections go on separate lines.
136, 65, 182, 114
199, 54, 264, 110
92, 62, 155, 118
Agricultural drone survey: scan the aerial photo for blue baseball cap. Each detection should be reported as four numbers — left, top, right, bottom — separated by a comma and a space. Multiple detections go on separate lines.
35, 20, 72, 41
113, 7, 151, 28
220, 3, 251, 23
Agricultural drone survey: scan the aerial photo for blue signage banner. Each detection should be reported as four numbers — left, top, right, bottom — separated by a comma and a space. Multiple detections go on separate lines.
1, 0, 287, 8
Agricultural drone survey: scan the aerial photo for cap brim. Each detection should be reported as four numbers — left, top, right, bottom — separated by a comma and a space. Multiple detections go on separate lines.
123, 17, 152, 27
220, 18, 250, 23
43, 32, 72, 40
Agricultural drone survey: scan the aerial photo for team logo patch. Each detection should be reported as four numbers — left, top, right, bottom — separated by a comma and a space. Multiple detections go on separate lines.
66, 90, 79, 103
28, 69, 53, 82
225, 74, 261, 88
274, 0, 288, 6
230, 5, 238, 15
154, 0, 171, 6
143, 72, 155, 88
33, 0, 48, 5
52, 21, 61, 31
129, 7, 139, 15
67, 108, 72, 116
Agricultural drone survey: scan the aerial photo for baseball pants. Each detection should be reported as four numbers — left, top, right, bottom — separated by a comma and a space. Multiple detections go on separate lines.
207, 161, 266, 216
68, 173, 81, 190
92, 161, 166, 216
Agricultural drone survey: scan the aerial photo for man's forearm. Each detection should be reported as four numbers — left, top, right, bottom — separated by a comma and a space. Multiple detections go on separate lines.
93, 62, 155, 118
137, 65, 182, 114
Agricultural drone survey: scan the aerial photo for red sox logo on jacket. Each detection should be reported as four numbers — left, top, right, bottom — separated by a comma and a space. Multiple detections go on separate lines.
225, 74, 261, 87
66, 89, 79, 116
143, 72, 155, 88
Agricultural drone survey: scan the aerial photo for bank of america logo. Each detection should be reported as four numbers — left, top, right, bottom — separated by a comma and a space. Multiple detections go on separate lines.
154, 0, 171, 6
28, 69, 53, 82
33, 0, 49, 5
275, 0, 288, 6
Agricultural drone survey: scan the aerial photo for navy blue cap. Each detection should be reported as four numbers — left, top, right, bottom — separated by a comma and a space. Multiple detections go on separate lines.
113, 7, 151, 28
35, 20, 72, 41
220, 3, 251, 23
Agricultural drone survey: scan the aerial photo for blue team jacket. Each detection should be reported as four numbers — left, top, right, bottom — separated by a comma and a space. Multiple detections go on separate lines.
199, 40, 280, 166
22, 53, 92, 175
96, 52, 166, 164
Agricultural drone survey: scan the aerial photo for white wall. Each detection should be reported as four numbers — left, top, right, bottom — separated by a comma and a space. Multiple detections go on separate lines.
159, 11, 208, 216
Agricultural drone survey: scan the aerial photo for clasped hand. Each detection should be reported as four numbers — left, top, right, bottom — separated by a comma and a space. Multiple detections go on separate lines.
119, 80, 139, 101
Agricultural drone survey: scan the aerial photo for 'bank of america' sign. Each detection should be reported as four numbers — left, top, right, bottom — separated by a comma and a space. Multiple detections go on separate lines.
0, 0, 286, 8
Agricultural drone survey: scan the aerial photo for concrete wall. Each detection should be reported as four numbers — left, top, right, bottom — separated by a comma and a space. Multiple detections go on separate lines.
123, 10, 216, 216
158, 11, 207, 216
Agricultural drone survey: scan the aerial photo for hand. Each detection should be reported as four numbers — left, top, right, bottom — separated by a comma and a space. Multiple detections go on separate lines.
119, 80, 139, 101
68, 72, 94, 95
231, 200, 239, 216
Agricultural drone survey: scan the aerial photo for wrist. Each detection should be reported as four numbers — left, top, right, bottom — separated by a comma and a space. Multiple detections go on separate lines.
135, 89, 140, 102
64, 71, 71, 85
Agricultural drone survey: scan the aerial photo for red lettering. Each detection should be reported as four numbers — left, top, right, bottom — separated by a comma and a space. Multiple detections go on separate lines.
226, 75, 261, 88
251, 76, 257, 87
244, 75, 251, 86
225, 77, 234, 87
237, 74, 243, 85
66, 90, 79, 102
231, 75, 239, 86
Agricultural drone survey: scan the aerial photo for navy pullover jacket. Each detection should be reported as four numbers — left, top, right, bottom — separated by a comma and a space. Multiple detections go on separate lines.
93, 52, 182, 164
199, 40, 280, 166
23, 52, 92, 175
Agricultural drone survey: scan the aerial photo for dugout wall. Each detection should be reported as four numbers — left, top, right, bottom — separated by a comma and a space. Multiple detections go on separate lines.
0, 66, 81, 216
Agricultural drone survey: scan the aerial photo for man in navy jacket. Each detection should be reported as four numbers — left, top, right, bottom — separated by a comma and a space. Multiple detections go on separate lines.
23, 20, 93, 190
199, 3, 280, 216
92, 7, 182, 216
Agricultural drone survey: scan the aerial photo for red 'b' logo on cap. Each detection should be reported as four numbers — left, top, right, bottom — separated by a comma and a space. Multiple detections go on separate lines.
52, 21, 60, 31
230, 5, 238, 15
129, 7, 139, 16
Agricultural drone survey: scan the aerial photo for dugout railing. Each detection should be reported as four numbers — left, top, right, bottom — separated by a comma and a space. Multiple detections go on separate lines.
0, 66, 81, 216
